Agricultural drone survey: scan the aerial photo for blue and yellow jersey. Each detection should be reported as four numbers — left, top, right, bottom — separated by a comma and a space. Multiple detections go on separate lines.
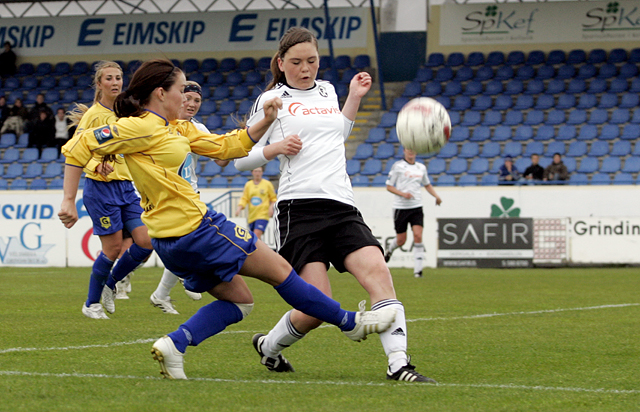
62, 111, 256, 238
238, 179, 277, 223
64, 102, 133, 182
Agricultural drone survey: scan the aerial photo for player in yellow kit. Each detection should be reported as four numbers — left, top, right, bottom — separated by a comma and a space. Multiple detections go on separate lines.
235, 166, 277, 240
58, 59, 396, 380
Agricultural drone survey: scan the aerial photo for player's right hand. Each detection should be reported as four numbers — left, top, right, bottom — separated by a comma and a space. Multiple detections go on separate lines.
58, 199, 79, 229
277, 134, 302, 156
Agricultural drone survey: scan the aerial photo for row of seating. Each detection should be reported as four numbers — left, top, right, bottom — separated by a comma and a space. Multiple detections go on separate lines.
424, 48, 640, 68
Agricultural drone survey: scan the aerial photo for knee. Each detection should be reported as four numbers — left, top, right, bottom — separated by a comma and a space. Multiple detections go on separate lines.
234, 303, 254, 319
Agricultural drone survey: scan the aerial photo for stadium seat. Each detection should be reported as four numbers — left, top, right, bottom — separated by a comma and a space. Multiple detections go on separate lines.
352, 54, 371, 70
475, 66, 494, 81
9, 178, 27, 190
533, 94, 553, 110
524, 79, 544, 94
469, 95, 491, 111
544, 79, 564, 95
512, 125, 533, 141
506, 50, 525, 66
346, 159, 360, 175
225, 71, 243, 87
597, 63, 617, 79
205, 72, 224, 87
504, 110, 524, 126
587, 78, 607, 94
566, 141, 587, 157
452, 96, 471, 111
588, 141, 609, 157
365, 128, 386, 144
53, 62, 71, 76
608, 78, 628, 94
71, 61, 89, 75
526, 50, 545, 65
37, 147, 58, 164
437, 143, 458, 159
545, 110, 565, 126
576, 94, 597, 110
18, 148, 39, 164
427, 158, 446, 175
621, 124, 640, 140
243, 70, 262, 86
449, 127, 468, 143
442, 81, 462, 97
387, 128, 399, 143
545, 141, 566, 157
576, 124, 597, 141
599, 124, 619, 141
402, 82, 422, 98
217, 100, 236, 116
204, 176, 224, 188
0, 133, 16, 148
414, 67, 433, 83
447, 158, 467, 175
483, 80, 503, 95
434, 67, 454, 82
566, 109, 587, 125
205, 115, 223, 130
457, 174, 477, 186
618, 93, 638, 110
555, 64, 575, 80
361, 159, 382, 175
622, 156, 640, 173
566, 79, 586, 94
461, 111, 481, 127
618, 63, 638, 80
449, 111, 460, 126
466, 52, 485, 66
492, 126, 512, 142
576, 64, 597, 80
227, 176, 245, 188
42, 162, 63, 178
467, 126, 489, 143
353, 143, 374, 160
535, 65, 555, 80
482, 110, 501, 126
378, 112, 397, 129
515, 65, 535, 80
447, 52, 465, 67
15, 134, 28, 148
494, 66, 514, 81
610, 141, 631, 157
374, 143, 395, 160
576, 157, 598, 173
524, 110, 544, 126
568, 173, 588, 185
463, 81, 482, 96
351, 175, 370, 187
610, 109, 630, 125
493, 95, 513, 111
425, 53, 444, 67
480, 174, 499, 186
524, 142, 544, 157
454, 66, 473, 82
587, 109, 607, 125
200, 161, 222, 177
513, 95, 534, 111
434, 96, 451, 110
29, 178, 47, 190
502, 142, 522, 158
612, 173, 634, 185
199, 100, 217, 116
557, 125, 576, 141
554, 94, 575, 110
370, 175, 388, 187
467, 158, 488, 175
599, 157, 621, 174
4, 163, 23, 178
534, 125, 555, 142
633, 109, 640, 124
589, 173, 610, 185
211, 86, 230, 101
458, 142, 479, 158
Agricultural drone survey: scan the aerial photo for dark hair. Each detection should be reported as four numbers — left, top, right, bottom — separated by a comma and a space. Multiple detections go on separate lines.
114, 59, 181, 118
267, 27, 318, 90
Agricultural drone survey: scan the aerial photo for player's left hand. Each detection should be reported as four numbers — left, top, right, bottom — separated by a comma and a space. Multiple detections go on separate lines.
263, 97, 283, 122
96, 161, 114, 176
349, 72, 372, 98
435, 197, 442, 206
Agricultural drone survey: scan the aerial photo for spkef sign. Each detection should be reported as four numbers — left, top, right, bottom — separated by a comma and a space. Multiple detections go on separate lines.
438, 218, 534, 268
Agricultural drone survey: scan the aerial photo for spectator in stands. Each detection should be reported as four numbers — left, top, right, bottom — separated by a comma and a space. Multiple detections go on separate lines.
0, 42, 17, 78
544, 153, 569, 182
384, 148, 442, 278
28, 109, 55, 156
498, 156, 521, 184
523, 153, 544, 181
0, 98, 29, 136
60, 58, 393, 380
235, 166, 277, 241
235, 27, 434, 383
0, 95, 9, 130
54, 107, 73, 154
26, 93, 53, 133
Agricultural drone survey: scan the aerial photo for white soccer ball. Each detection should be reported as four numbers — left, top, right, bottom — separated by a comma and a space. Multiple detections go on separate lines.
395, 97, 451, 154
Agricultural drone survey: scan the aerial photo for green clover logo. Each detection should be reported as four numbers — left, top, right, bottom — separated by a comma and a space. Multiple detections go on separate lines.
607, 2, 619, 13
490, 197, 521, 218
485, 5, 498, 17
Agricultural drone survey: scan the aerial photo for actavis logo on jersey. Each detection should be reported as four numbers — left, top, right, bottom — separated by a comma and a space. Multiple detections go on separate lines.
288, 102, 341, 116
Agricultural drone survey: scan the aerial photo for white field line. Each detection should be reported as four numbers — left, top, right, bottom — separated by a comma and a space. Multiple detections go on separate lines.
1, 303, 638, 355
1, 370, 639, 395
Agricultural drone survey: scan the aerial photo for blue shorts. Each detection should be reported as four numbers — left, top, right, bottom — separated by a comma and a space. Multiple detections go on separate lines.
83, 178, 144, 236
152, 210, 258, 293
249, 219, 268, 233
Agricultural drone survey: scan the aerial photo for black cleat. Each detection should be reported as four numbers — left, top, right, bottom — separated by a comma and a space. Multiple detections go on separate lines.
252, 333, 295, 372
384, 250, 393, 263
414, 271, 423, 278
387, 362, 437, 383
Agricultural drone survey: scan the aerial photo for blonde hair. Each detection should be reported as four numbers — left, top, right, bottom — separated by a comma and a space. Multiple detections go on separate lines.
67, 61, 123, 127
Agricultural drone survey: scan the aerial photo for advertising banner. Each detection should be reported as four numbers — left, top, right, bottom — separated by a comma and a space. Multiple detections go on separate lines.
0, 8, 368, 57
440, 1, 640, 46
571, 217, 640, 264
437, 218, 534, 268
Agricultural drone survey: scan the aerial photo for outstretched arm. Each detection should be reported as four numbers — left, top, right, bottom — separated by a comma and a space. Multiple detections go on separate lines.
342, 72, 372, 121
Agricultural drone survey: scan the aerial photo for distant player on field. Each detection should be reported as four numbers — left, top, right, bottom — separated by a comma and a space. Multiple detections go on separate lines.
235, 166, 277, 241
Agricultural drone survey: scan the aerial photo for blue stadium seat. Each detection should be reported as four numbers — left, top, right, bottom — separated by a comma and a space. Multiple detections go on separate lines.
211, 86, 230, 101
198, 58, 217, 73
524, 142, 544, 157
365, 128, 386, 144
414, 67, 433, 83
633, 142, 640, 157
38, 147, 59, 164
434, 96, 451, 110
629, 47, 640, 63
460, 111, 481, 127
480, 174, 499, 186
262, 160, 280, 177
587, 48, 607, 64
576, 94, 597, 110
53, 62, 71, 76
493, 95, 513, 111
555, 64, 575, 79
205, 115, 223, 130
545, 79, 565, 95
607, 48, 627, 63
0, 133, 16, 148
442, 81, 462, 97
449, 111, 460, 126
227, 176, 245, 188
351, 175, 370, 187
568, 173, 588, 185
218, 58, 237, 73
434, 67, 454, 82
618, 63, 638, 80
545, 110, 565, 126
513, 95, 534, 111
545, 141, 566, 157
465, 52, 484, 66
599, 157, 621, 174
524, 110, 544, 126
526, 50, 545, 65
587, 109, 608, 125
610, 141, 631, 157
576, 64, 597, 80
9, 178, 27, 190
374, 143, 395, 160
621, 124, 640, 140
563, 157, 577, 173
482, 110, 501, 126
610, 109, 630, 125
199, 161, 222, 177
449, 127, 468, 143
535, 65, 555, 80
486, 51, 505, 66
436, 175, 455, 186
425, 53, 444, 67
458, 142, 479, 158
15, 134, 28, 148
427, 158, 446, 175
340, 68, 358, 84
552, 94, 573, 111
217, 100, 236, 116
502, 142, 522, 158
609, 78, 629, 94
236, 57, 255, 72
7, 91, 23, 105
371, 175, 388, 187
42, 162, 63, 178
622, 156, 640, 173
566, 141, 587, 157
597, 63, 617, 79
515, 65, 535, 80
225, 71, 243, 87
244, 71, 262, 86
577, 157, 598, 173
475, 66, 494, 81
29, 178, 47, 190
463, 81, 482, 96
524, 79, 544, 95
469, 126, 490, 142
576, 124, 597, 141
633, 108, 640, 124
24, 91, 40, 105
18, 148, 39, 163
534, 125, 555, 142
533, 94, 553, 110
492, 126, 512, 142
467, 158, 488, 175
378, 112, 397, 128
494, 65, 514, 81
512, 125, 533, 141
566, 79, 586, 94
353, 143, 374, 160
506, 50, 525, 66
612, 173, 634, 185
458, 174, 477, 186
483, 80, 503, 95
352, 54, 371, 70
447, 158, 467, 174
588, 141, 609, 157
360, 158, 382, 176
454, 66, 473, 82
566, 109, 587, 125
387, 128, 399, 143
181, 58, 199, 74
587, 78, 607, 94
448, 52, 466, 66
205, 72, 224, 87
619, 93, 638, 109
471, 95, 492, 111
557, 125, 576, 141
599, 124, 619, 141
16, 63, 34, 77
346, 159, 360, 175
437, 143, 457, 159
5, 163, 23, 178
504, 110, 523, 126
205, 176, 224, 188
590, 173, 610, 185
199, 100, 217, 116
71, 61, 89, 75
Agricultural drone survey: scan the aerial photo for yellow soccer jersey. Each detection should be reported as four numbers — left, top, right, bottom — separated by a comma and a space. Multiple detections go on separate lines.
238, 179, 277, 223
64, 102, 133, 182
62, 111, 256, 238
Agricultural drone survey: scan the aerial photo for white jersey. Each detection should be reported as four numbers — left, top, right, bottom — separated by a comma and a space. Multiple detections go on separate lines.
235, 81, 355, 205
385, 159, 431, 210
186, 118, 209, 191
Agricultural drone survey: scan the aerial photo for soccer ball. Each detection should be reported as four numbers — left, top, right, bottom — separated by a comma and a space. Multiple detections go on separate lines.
395, 97, 451, 154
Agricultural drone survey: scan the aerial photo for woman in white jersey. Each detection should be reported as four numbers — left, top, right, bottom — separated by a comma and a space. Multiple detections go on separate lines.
384, 148, 442, 277
235, 27, 435, 383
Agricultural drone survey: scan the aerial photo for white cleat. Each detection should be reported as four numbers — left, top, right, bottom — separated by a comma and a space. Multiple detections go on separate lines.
82, 303, 109, 319
342, 300, 396, 342
151, 336, 187, 379
101, 286, 116, 314
180, 279, 202, 301
150, 293, 179, 315
115, 275, 130, 300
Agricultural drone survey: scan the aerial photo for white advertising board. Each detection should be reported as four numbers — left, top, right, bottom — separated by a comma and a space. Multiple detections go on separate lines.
440, 1, 640, 46
570, 217, 640, 264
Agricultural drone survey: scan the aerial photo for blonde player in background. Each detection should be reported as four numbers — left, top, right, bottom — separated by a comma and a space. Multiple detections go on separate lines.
235, 166, 277, 240
384, 148, 442, 278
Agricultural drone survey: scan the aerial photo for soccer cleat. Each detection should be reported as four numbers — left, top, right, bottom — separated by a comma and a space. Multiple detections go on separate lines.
384, 249, 393, 263
387, 362, 437, 383
151, 336, 187, 379
150, 293, 179, 315
342, 300, 396, 342
82, 303, 109, 319
101, 285, 116, 314
180, 278, 202, 301
115, 275, 131, 299
252, 333, 295, 372
414, 271, 423, 278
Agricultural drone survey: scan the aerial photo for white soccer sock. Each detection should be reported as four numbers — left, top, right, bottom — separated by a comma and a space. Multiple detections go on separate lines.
261, 310, 306, 358
153, 268, 180, 300
372, 299, 408, 373
387, 238, 398, 253
413, 243, 425, 274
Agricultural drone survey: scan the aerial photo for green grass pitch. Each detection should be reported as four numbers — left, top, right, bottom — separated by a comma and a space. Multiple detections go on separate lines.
1, 266, 639, 411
